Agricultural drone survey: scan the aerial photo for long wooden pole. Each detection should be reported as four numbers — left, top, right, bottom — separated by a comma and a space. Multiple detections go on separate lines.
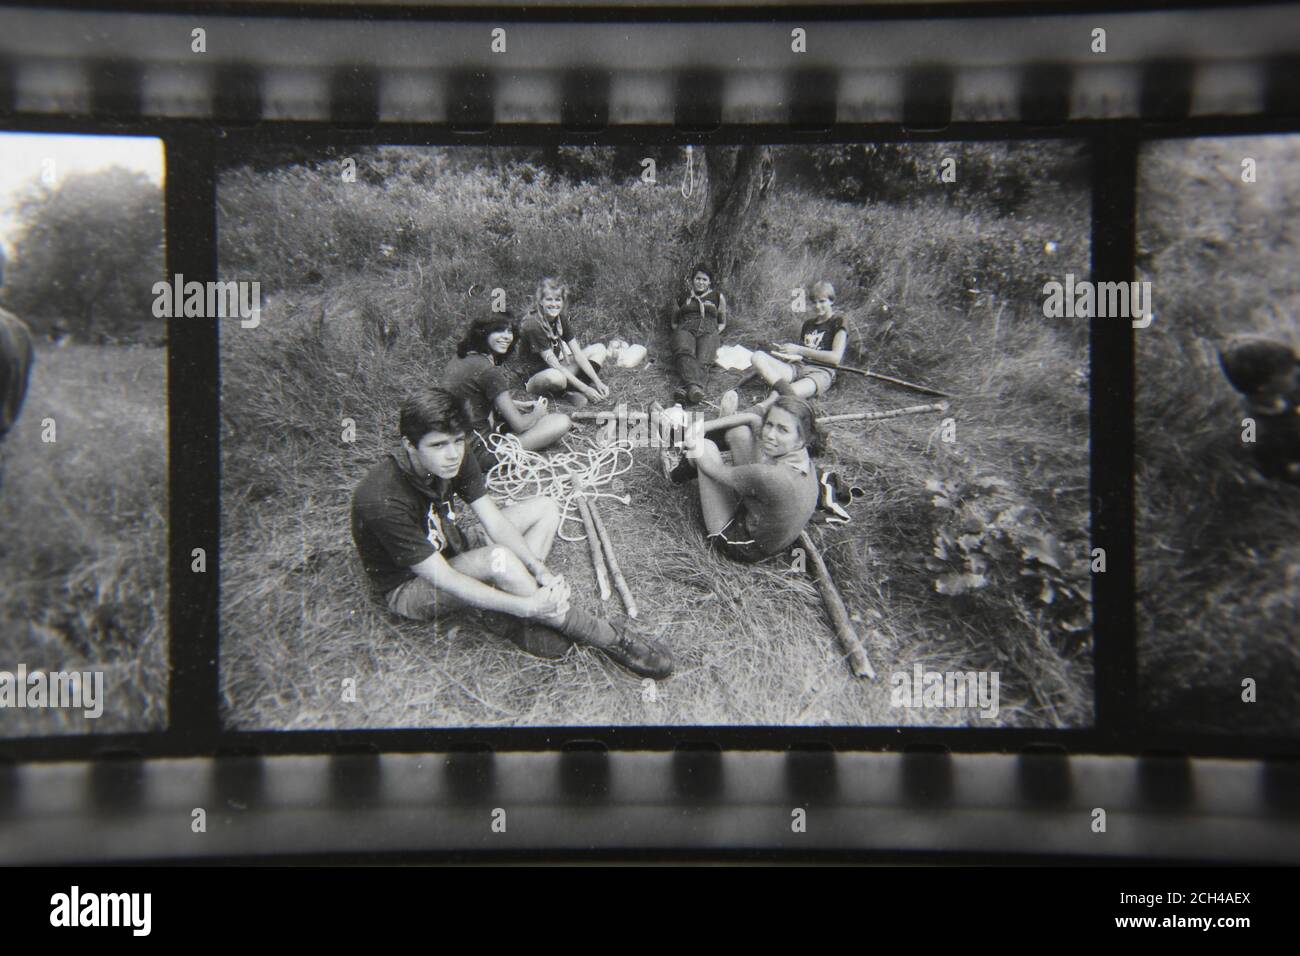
770, 351, 951, 398
587, 498, 639, 619
836, 365, 952, 398
798, 530, 875, 679
575, 495, 611, 601
574, 403, 947, 429
817, 402, 948, 425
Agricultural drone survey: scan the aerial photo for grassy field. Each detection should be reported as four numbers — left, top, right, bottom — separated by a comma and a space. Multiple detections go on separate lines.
0, 342, 168, 736
1136, 134, 1300, 735
218, 145, 1093, 730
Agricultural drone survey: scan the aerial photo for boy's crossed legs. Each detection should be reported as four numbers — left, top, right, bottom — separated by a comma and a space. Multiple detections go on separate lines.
750, 350, 830, 406
387, 496, 672, 676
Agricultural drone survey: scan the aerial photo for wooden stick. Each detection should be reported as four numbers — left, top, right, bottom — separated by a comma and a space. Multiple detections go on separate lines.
798, 530, 875, 679
816, 402, 948, 425
774, 351, 951, 398
587, 498, 638, 619
833, 365, 951, 398
570, 410, 647, 422
574, 496, 611, 601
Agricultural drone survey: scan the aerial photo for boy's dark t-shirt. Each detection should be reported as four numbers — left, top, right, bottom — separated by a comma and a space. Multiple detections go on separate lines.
799, 314, 846, 353
350, 448, 489, 596
518, 310, 575, 377
442, 352, 512, 434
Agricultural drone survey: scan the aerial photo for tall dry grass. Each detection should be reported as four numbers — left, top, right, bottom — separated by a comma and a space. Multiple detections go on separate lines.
218, 145, 1092, 730
0, 343, 168, 736
1136, 135, 1300, 734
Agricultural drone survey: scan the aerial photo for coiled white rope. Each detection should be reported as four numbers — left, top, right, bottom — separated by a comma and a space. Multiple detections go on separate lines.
481, 431, 636, 542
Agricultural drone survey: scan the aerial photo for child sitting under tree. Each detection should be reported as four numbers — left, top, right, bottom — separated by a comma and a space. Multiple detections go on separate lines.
670, 263, 728, 406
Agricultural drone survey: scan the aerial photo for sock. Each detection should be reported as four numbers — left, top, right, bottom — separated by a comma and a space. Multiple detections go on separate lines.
560, 606, 616, 647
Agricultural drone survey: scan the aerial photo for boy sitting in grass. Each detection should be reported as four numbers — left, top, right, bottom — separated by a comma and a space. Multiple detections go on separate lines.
350, 387, 671, 678
1219, 335, 1300, 485
748, 280, 848, 409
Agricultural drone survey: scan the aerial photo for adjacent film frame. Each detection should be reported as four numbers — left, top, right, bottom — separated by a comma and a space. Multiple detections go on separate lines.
0, 0, 1298, 862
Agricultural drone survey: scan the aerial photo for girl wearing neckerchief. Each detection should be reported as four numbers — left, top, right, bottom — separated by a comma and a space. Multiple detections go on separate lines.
670, 263, 728, 406
516, 277, 610, 408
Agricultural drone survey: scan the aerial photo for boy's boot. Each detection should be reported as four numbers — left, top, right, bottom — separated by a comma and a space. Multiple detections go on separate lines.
557, 607, 673, 679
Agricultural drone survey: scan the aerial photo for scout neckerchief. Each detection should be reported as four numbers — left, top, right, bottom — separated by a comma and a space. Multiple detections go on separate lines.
391, 445, 464, 553
684, 288, 718, 320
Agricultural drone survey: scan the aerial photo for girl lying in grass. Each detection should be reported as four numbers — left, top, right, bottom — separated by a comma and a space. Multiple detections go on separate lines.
749, 280, 848, 409
442, 311, 574, 472
516, 277, 610, 408
675, 394, 822, 563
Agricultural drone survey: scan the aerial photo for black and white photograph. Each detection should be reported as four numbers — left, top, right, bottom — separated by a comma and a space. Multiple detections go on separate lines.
1137, 133, 1300, 736
218, 141, 1093, 730
0, 132, 168, 736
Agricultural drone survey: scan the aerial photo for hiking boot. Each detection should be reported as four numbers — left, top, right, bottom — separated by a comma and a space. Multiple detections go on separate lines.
503, 618, 572, 659
686, 384, 706, 405
597, 624, 674, 680
659, 445, 697, 484
670, 454, 699, 484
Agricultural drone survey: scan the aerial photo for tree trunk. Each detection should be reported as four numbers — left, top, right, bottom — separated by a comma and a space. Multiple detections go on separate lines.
699, 146, 772, 288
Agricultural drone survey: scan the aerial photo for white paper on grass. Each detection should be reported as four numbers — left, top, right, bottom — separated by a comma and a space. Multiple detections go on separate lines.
714, 344, 753, 371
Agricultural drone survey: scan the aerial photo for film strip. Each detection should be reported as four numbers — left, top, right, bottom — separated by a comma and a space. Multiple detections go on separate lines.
0, 0, 1298, 864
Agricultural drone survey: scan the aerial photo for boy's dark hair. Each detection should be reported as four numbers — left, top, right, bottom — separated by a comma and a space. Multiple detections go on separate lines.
767, 396, 823, 458
1219, 336, 1299, 396
399, 388, 469, 445
456, 310, 517, 359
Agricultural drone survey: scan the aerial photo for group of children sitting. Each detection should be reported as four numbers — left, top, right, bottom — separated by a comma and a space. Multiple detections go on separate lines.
349, 266, 852, 675
349, 264, 1299, 677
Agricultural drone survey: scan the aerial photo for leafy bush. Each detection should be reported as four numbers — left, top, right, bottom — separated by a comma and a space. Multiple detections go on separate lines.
1, 168, 164, 343
924, 474, 1091, 647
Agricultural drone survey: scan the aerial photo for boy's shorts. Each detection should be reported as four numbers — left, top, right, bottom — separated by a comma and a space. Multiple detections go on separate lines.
384, 524, 493, 621
705, 504, 772, 564
795, 365, 835, 396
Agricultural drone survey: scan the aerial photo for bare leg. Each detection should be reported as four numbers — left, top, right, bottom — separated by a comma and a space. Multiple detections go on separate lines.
494, 496, 561, 560
751, 350, 796, 387
695, 438, 741, 534
449, 545, 538, 598
786, 376, 818, 400
516, 412, 572, 454
724, 424, 757, 465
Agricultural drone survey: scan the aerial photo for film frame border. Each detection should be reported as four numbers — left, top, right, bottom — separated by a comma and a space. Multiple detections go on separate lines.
0, 2, 1294, 771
